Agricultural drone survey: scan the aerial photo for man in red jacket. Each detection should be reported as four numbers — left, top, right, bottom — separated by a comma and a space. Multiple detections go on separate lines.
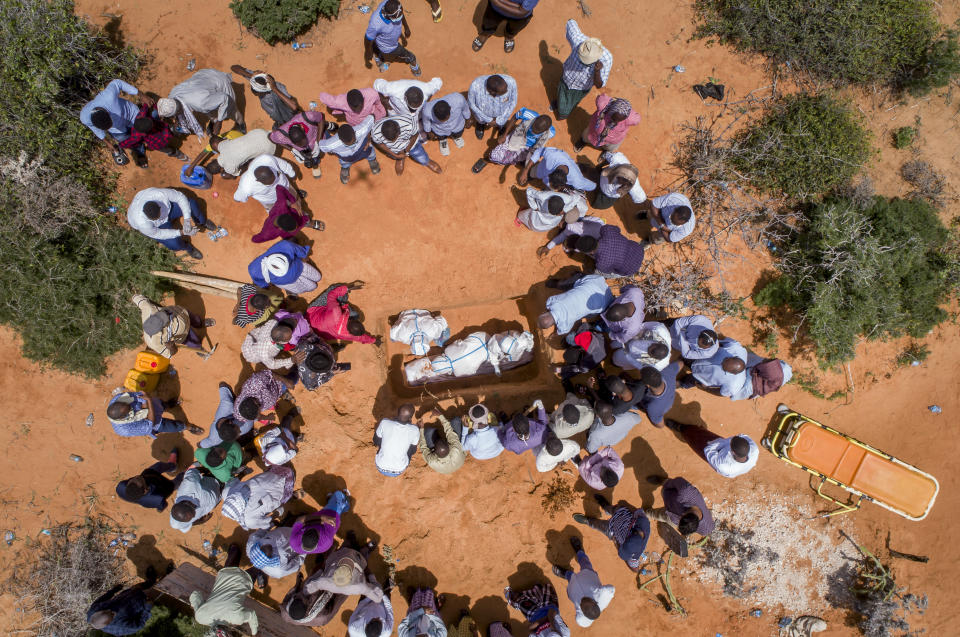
306, 281, 382, 345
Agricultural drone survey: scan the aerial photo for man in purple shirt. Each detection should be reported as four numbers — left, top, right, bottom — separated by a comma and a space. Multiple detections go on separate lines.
498, 401, 548, 454
592, 225, 645, 277
364, 1, 421, 76
601, 285, 645, 346
572, 446, 624, 490
646, 476, 714, 536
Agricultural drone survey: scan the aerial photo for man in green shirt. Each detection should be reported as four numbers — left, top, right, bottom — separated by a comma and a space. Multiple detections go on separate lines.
190, 544, 259, 634
194, 441, 245, 483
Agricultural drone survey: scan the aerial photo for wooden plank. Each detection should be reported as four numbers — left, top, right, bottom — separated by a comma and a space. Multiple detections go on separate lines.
156, 563, 319, 637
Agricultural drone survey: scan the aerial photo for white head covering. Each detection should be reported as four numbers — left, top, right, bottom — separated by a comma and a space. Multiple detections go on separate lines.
263, 441, 294, 466
249, 74, 271, 93
260, 253, 290, 284
156, 98, 177, 117
578, 38, 604, 64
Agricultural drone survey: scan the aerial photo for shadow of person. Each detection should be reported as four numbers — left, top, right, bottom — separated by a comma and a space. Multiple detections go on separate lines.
538, 40, 563, 103
612, 194, 647, 238
126, 534, 171, 580
621, 435, 665, 508
396, 564, 439, 599
667, 396, 708, 429
300, 469, 383, 567
150, 437, 191, 474
544, 524, 581, 569
473, 593, 525, 637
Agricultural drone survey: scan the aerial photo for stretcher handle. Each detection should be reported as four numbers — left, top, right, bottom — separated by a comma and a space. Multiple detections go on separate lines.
813, 476, 863, 518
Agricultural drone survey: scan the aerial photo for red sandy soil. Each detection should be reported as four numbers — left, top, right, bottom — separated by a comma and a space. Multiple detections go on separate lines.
2, 1, 959, 635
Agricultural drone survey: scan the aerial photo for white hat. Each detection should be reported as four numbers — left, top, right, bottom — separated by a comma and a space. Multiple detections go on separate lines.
578, 38, 604, 65
156, 98, 177, 118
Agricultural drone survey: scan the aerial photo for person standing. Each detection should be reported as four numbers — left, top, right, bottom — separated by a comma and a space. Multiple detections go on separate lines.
636, 363, 679, 428
498, 403, 549, 455
600, 285, 645, 346
190, 544, 259, 634
316, 115, 382, 184
683, 337, 748, 397
198, 383, 255, 448
240, 316, 305, 371
116, 450, 180, 511
233, 154, 298, 210
645, 192, 696, 244
667, 315, 718, 360
233, 284, 283, 328
573, 447, 624, 490
664, 420, 760, 478
534, 430, 580, 472
230, 67, 299, 126
504, 580, 570, 637
372, 114, 442, 175
551, 537, 615, 627
584, 403, 643, 453
421, 92, 471, 156
467, 74, 518, 140
106, 391, 199, 438
248, 239, 323, 296
550, 393, 595, 439
365, 1, 422, 77
245, 526, 305, 587
517, 187, 586, 232
419, 411, 466, 474
519, 146, 595, 191
611, 323, 672, 372
234, 369, 290, 422
592, 152, 647, 210
269, 110, 333, 179
472, 0, 540, 53
86, 581, 152, 636
120, 101, 188, 165
461, 403, 504, 460
554, 20, 612, 120
573, 494, 649, 572
397, 588, 447, 637
538, 273, 613, 335
251, 185, 325, 243
158, 68, 245, 139
374, 77, 443, 117
374, 404, 421, 476
80, 79, 145, 166
575, 96, 640, 153
220, 465, 297, 531
194, 440, 245, 484
317, 87, 387, 125
306, 281, 380, 345
127, 187, 214, 260
348, 576, 394, 637
169, 465, 222, 533
645, 476, 715, 536
290, 490, 351, 555
474, 107, 554, 173
133, 293, 213, 357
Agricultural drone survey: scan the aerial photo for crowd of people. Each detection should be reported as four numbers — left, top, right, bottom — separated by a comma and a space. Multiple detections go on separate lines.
83, 2, 796, 635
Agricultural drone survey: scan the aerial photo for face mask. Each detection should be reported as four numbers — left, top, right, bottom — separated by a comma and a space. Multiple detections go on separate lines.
383, 8, 403, 22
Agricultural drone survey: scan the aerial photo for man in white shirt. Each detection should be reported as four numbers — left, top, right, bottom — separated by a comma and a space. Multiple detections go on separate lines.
374, 404, 421, 476
373, 77, 443, 116
316, 115, 381, 184
127, 187, 215, 259
534, 430, 580, 472
234, 154, 297, 209
611, 322, 672, 372
665, 419, 759, 478
517, 188, 586, 232
646, 192, 696, 244
169, 466, 222, 533
550, 393, 595, 439
461, 403, 505, 460
552, 536, 615, 627
348, 576, 394, 637
594, 151, 646, 210
585, 403, 643, 453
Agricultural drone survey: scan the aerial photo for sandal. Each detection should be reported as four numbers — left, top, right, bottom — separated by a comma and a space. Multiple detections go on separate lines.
472, 36, 486, 52
431, 4, 442, 22
471, 159, 487, 173
340, 167, 351, 184
504, 39, 515, 53
111, 147, 129, 165
309, 219, 325, 231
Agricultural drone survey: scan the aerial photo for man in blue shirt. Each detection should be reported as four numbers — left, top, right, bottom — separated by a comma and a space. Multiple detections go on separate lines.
472, 0, 540, 53
520, 147, 597, 192
682, 337, 748, 397
364, 1, 421, 77
79, 79, 146, 166
87, 575, 156, 636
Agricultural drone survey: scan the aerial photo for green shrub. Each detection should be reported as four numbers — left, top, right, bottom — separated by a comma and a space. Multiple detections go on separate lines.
0, 1, 181, 377
892, 126, 917, 149
694, 0, 960, 95
733, 94, 871, 199
93, 604, 208, 637
755, 197, 956, 367
231, 0, 340, 44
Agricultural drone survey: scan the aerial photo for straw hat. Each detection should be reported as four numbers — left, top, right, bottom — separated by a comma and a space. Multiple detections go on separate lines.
578, 38, 604, 65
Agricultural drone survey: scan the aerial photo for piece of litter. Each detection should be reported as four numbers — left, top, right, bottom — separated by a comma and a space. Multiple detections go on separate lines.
358, 4, 371, 13
85, 413, 94, 427
674, 65, 686, 73
928, 405, 942, 414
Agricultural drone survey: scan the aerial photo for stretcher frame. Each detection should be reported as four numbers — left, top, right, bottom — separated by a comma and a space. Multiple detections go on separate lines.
762, 404, 939, 520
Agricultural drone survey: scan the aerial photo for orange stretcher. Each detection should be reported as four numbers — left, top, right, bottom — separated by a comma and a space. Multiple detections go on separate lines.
763, 405, 939, 520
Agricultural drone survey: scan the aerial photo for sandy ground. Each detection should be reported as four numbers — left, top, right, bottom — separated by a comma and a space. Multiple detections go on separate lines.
2, 0, 959, 635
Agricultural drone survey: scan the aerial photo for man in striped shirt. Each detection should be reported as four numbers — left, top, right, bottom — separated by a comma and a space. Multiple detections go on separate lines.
467, 74, 518, 140
554, 19, 612, 120
371, 114, 441, 175
317, 115, 381, 184
573, 494, 649, 571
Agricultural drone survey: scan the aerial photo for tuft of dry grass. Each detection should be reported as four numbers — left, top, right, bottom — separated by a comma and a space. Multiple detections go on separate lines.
3, 516, 128, 636
540, 475, 576, 519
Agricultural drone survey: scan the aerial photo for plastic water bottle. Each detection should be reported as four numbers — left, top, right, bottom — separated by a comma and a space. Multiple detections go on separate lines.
69, 454, 83, 462
85, 413, 94, 427
751, 609, 762, 617
674, 65, 686, 73
40, 529, 51, 535
639, 567, 650, 575
309, 101, 317, 110
5, 531, 14, 545
928, 405, 942, 414
358, 4, 371, 13
292, 42, 313, 50
186, 58, 196, 71
779, 617, 793, 628
107, 206, 118, 213
911, 360, 921, 366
